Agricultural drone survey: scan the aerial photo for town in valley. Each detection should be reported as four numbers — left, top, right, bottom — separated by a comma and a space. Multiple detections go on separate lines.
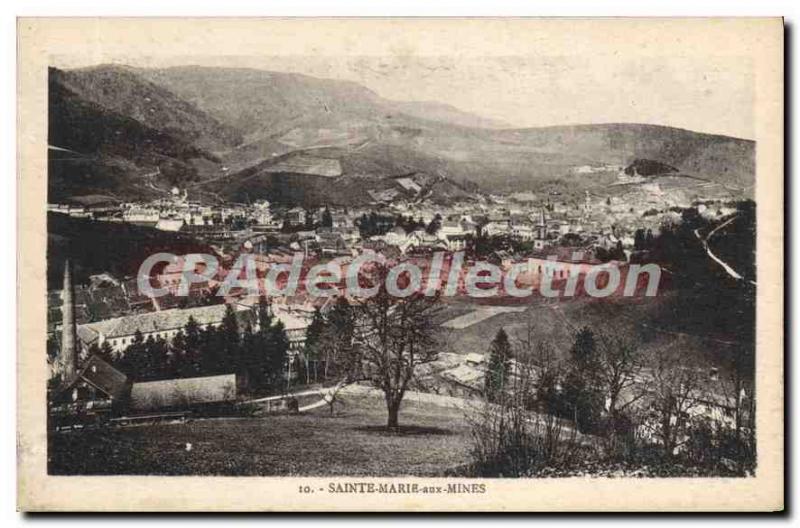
46, 63, 757, 479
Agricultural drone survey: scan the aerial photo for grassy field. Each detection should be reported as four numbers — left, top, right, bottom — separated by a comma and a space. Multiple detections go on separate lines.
49, 293, 743, 477
49, 393, 474, 476
438, 293, 739, 374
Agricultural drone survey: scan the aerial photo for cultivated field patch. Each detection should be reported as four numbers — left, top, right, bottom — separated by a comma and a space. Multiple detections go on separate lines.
440, 306, 527, 330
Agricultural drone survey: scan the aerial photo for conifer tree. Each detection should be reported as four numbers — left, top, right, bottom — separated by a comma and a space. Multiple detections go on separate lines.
220, 304, 241, 373
265, 320, 290, 392
485, 328, 512, 403
321, 207, 333, 228
563, 326, 603, 433
304, 307, 325, 383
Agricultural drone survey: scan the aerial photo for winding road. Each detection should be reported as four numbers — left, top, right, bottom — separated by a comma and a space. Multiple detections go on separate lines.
693, 215, 756, 287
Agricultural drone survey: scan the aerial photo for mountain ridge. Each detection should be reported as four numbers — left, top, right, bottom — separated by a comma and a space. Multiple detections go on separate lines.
48, 64, 756, 205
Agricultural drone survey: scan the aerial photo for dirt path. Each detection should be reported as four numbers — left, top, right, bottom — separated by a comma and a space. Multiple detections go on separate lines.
693, 216, 756, 286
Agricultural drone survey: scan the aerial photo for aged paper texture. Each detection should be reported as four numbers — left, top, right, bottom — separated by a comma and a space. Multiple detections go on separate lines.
18, 17, 783, 511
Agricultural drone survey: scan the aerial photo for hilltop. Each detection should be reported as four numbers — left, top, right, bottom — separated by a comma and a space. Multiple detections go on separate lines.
48, 65, 756, 206
48, 69, 221, 202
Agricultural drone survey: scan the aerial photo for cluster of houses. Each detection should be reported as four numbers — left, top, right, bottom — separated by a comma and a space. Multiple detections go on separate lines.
48, 260, 320, 428
47, 168, 745, 434
48, 190, 279, 236
47, 171, 739, 268
49, 289, 316, 372
280, 197, 632, 259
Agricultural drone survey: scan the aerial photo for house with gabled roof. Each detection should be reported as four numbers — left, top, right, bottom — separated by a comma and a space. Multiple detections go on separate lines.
54, 355, 131, 412
77, 303, 254, 354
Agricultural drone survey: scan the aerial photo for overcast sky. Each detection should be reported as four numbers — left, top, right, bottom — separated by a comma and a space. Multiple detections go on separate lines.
55, 54, 754, 140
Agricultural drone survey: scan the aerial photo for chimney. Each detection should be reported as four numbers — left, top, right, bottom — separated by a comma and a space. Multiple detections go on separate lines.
60, 259, 78, 381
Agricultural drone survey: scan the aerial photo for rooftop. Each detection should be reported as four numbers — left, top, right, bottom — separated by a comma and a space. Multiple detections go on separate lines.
81, 303, 248, 339
130, 373, 237, 412
63, 355, 129, 401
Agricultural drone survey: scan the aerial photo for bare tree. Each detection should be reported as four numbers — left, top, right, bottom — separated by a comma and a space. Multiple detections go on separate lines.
595, 332, 644, 419
710, 344, 756, 470
351, 263, 442, 430
640, 346, 704, 458
321, 378, 350, 416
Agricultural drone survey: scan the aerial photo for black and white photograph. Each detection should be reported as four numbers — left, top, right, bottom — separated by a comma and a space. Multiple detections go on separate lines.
15, 16, 784, 512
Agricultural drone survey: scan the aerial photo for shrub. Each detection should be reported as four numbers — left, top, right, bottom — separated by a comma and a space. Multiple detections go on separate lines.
466, 362, 582, 477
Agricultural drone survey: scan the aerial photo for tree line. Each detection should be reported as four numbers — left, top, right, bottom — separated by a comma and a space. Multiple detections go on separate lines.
355, 212, 445, 239
632, 201, 756, 350
478, 324, 755, 476
85, 300, 291, 394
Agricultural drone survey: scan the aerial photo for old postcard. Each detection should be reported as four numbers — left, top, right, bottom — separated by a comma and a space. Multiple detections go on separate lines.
17, 17, 783, 511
